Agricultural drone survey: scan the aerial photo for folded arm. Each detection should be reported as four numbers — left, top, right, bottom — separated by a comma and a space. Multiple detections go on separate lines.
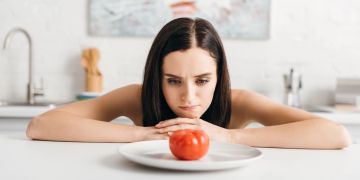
26, 84, 168, 142
229, 89, 352, 149
27, 110, 145, 142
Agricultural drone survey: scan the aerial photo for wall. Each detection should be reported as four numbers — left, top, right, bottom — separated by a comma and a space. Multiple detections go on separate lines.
0, 0, 360, 106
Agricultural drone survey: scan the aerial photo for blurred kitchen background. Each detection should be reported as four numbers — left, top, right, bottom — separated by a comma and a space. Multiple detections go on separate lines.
0, 0, 360, 141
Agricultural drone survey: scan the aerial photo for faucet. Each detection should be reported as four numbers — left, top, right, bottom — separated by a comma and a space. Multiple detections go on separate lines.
283, 68, 302, 108
2, 27, 44, 105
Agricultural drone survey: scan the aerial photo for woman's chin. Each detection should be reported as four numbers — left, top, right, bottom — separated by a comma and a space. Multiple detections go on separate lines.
176, 112, 201, 119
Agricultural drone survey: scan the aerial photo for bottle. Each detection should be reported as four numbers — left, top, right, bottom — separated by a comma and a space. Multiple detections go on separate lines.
283, 68, 302, 108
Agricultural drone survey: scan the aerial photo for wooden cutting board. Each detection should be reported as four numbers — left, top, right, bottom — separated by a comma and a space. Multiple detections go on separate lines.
81, 48, 102, 92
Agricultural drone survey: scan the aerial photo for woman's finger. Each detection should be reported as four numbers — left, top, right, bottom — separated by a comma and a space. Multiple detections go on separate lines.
158, 124, 201, 133
141, 127, 170, 141
155, 118, 199, 128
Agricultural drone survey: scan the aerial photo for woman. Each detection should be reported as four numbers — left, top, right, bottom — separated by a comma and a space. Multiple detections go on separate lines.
26, 17, 351, 149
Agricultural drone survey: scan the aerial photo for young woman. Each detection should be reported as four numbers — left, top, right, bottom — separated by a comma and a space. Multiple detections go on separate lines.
26, 17, 351, 149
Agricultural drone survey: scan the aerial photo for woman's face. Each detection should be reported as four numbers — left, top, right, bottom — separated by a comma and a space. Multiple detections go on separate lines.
162, 47, 217, 118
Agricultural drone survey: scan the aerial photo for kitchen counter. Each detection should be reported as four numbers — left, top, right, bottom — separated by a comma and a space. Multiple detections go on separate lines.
0, 132, 359, 180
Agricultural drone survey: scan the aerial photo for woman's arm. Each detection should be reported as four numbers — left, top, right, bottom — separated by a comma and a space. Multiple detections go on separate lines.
26, 84, 168, 142
27, 110, 145, 142
230, 89, 352, 149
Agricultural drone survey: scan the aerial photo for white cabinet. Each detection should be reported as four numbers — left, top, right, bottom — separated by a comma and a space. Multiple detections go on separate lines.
343, 124, 360, 144
0, 118, 30, 132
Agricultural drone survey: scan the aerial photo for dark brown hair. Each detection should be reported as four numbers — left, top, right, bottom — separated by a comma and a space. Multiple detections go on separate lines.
141, 17, 231, 128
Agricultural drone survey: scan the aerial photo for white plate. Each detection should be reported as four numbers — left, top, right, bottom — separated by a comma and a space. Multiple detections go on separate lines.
118, 140, 262, 171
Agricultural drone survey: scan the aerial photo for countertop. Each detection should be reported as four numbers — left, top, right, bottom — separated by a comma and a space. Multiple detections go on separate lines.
0, 132, 359, 180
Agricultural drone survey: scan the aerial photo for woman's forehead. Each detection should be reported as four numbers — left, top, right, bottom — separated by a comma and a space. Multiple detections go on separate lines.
162, 47, 217, 75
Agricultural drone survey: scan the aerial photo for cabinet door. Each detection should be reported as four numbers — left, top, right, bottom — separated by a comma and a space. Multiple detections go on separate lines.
343, 124, 360, 144
0, 119, 30, 132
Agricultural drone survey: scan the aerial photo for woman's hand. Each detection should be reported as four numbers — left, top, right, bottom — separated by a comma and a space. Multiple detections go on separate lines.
155, 118, 232, 143
136, 126, 170, 141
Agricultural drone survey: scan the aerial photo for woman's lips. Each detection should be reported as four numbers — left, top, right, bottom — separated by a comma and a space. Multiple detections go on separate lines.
179, 105, 199, 111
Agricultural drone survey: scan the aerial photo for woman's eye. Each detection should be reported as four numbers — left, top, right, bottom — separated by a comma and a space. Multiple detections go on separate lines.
196, 79, 209, 86
167, 79, 181, 85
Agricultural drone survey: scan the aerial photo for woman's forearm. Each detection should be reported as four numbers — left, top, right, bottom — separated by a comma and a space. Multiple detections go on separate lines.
26, 110, 143, 143
229, 119, 352, 149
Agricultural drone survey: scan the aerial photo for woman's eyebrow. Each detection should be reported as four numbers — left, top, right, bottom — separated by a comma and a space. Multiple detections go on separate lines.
194, 73, 212, 77
164, 73, 212, 78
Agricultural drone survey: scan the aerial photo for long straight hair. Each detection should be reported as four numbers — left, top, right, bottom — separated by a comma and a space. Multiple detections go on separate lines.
141, 17, 231, 128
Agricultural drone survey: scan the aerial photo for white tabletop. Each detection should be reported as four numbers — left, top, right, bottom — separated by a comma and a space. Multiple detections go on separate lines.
0, 132, 359, 180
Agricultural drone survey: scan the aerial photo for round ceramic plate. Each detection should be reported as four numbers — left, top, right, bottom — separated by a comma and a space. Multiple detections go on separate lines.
118, 140, 262, 171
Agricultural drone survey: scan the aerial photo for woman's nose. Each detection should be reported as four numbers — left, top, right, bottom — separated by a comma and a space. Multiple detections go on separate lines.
181, 83, 196, 102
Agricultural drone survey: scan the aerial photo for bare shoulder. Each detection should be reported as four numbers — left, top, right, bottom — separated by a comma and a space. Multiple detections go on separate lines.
231, 88, 281, 122
96, 84, 143, 124
231, 88, 269, 108
230, 88, 318, 126
229, 89, 254, 127
55, 84, 143, 125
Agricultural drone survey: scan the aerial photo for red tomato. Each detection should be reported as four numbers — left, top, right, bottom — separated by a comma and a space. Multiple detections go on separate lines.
169, 129, 209, 160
